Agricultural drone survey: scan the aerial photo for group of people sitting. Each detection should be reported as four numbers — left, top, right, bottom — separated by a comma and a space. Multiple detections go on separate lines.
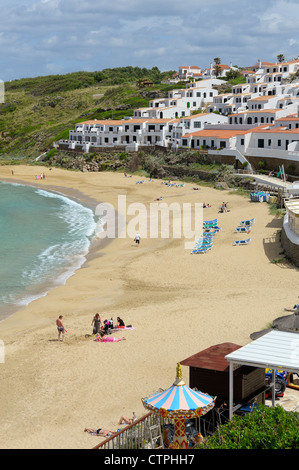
91, 314, 125, 335
91, 313, 127, 343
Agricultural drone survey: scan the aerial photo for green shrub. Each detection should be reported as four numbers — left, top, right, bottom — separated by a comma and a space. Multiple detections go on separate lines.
198, 405, 299, 449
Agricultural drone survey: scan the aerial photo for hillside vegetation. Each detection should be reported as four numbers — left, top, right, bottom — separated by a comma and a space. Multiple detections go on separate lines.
0, 67, 176, 160
0, 67, 244, 163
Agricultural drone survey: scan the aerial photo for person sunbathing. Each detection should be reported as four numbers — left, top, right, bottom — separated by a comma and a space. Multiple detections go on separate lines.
95, 332, 126, 342
118, 412, 136, 425
84, 427, 115, 437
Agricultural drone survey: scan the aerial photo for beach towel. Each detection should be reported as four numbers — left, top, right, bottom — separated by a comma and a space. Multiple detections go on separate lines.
112, 326, 135, 331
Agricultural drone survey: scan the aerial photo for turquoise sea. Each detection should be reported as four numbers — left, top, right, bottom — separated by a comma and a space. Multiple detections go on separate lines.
0, 181, 98, 322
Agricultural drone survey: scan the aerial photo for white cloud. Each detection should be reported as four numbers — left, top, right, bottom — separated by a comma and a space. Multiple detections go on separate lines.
1, 0, 299, 81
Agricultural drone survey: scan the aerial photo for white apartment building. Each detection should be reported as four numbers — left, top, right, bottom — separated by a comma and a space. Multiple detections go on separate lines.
165, 112, 228, 149
59, 56, 299, 163
177, 66, 202, 81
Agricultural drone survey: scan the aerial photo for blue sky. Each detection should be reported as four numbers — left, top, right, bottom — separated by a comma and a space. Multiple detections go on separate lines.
1, 0, 299, 82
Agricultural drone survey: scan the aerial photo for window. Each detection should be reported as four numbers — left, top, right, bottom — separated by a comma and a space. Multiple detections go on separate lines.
196, 92, 201, 97
258, 139, 264, 148
241, 138, 244, 145
268, 139, 271, 146
194, 122, 201, 128
278, 139, 281, 146
209, 92, 213, 97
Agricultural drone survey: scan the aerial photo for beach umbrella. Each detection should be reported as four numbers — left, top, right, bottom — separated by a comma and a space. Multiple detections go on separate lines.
141, 363, 215, 449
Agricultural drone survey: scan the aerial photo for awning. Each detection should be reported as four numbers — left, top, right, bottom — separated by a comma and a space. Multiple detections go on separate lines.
225, 330, 299, 419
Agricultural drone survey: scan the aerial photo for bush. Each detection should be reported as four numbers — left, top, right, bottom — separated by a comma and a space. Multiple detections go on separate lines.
198, 405, 299, 449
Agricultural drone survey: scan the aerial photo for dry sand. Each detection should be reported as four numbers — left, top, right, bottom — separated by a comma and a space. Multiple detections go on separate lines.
0, 165, 298, 449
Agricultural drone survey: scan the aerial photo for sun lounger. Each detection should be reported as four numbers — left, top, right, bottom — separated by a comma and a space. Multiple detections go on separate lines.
235, 227, 251, 233
203, 219, 217, 227
191, 246, 212, 254
233, 238, 251, 246
203, 229, 217, 236
195, 240, 213, 246
240, 218, 255, 227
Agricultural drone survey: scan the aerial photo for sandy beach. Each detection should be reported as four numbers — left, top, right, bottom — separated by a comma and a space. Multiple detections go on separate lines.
0, 164, 298, 449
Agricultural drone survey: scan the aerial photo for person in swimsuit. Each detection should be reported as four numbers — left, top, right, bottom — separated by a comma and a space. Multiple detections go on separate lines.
118, 412, 136, 426
84, 427, 115, 437
95, 332, 126, 343
56, 315, 66, 341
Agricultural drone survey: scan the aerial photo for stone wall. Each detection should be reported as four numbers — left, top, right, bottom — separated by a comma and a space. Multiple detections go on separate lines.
281, 226, 299, 267
245, 155, 299, 176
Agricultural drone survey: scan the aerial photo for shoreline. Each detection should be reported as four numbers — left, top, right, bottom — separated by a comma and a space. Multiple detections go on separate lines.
0, 177, 109, 324
0, 165, 298, 449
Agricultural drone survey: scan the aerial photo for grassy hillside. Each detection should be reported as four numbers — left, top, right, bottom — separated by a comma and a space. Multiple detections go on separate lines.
0, 68, 176, 161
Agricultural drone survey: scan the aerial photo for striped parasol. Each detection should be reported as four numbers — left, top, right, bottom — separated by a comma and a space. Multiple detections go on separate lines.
142, 363, 215, 448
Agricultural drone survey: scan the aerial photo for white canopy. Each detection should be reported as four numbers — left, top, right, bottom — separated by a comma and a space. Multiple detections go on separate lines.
225, 330, 299, 419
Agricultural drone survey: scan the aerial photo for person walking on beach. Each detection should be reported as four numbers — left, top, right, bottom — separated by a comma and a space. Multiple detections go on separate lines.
134, 233, 141, 245
56, 315, 66, 341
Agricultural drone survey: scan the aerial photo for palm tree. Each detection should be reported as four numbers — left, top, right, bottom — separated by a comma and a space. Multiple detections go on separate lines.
214, 65, 222, 77
277, 54, 285, 63
214, 57, 221, 65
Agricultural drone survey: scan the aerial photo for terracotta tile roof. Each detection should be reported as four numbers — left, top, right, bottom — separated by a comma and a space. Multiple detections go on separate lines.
229, 109, 280, 115
180, 113, 211, 120
182, 128, 251, 139
276, 116, 299, 121
253, 126, 299, 134
249, 95, 273, 101
76, 119, 125, 126
281, 59, 299, 65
